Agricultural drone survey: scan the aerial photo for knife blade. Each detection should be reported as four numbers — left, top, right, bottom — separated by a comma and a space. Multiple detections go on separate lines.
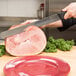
0, 12, 63, 40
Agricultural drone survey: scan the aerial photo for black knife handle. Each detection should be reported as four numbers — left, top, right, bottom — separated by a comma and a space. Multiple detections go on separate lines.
57, 11, 66, 19
57, 11, 76, 20
57, 11, 76, 31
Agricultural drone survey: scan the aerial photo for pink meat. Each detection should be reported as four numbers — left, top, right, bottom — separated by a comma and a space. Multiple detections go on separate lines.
4, 56, 70, 76
5, 20, 46, 56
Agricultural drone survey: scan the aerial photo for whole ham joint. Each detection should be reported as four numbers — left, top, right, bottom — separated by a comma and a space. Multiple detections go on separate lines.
5, 20, 47, 56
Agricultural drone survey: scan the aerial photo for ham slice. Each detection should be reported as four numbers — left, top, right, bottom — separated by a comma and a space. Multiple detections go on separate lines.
4, 56, 70, 76
5, 20, 46, 56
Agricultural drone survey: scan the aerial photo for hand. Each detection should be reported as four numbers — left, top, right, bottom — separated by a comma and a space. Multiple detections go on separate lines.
62, 2, 76, 19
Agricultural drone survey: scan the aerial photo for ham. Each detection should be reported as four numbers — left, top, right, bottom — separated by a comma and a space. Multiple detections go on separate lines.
5, 20, 46, 56
4, 56, 70, 76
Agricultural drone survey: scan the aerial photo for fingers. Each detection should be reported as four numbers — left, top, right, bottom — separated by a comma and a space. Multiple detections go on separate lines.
62, 4, 72, 19
62, 2, 76, 19
64, 10, 72, 19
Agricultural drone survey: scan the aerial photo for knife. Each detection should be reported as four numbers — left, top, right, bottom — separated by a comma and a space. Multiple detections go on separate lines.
0, 11, 65, 40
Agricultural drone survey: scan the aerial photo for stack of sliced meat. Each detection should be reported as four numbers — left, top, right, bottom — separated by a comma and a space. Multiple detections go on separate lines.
5, 20, 46, 56
4, 56, 70, 76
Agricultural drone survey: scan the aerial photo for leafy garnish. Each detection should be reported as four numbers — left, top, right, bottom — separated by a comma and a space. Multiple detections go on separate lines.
44, 37, 75, 52
0, 45, 6, 56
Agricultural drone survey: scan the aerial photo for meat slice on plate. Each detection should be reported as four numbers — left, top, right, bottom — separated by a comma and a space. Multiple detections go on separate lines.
4, 56, 70, 76
5, 20, 46, 56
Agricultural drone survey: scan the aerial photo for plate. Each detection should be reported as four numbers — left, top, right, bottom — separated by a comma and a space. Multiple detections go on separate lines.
4, 56, 70, 76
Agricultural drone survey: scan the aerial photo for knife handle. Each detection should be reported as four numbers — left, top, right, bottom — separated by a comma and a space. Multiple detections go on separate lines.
57, 11, 76, 20
57, 11, 66, 19
57, 11, 76, 31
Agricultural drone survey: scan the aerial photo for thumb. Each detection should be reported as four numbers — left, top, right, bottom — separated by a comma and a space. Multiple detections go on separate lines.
62, 5, 69, 11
